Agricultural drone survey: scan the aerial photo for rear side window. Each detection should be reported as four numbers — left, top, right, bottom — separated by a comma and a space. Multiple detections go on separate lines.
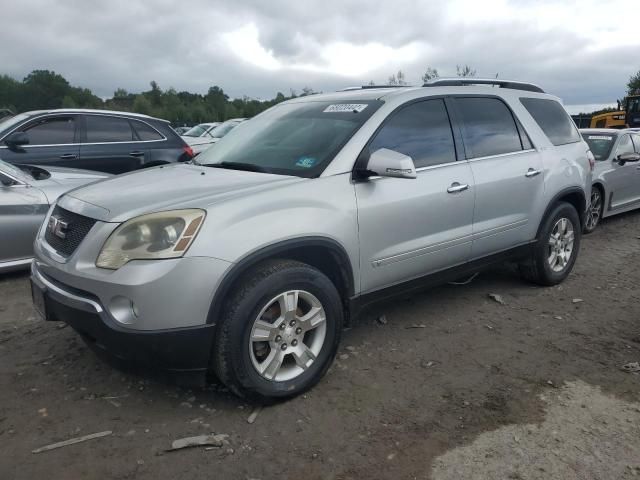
368, 99, 456, 168
520, 98, 581, 146
132, 120, 164, 141
24, 117, 76, 145
85, 115, 134, 143
632, 134, 640, 153
454, 97, 523, 158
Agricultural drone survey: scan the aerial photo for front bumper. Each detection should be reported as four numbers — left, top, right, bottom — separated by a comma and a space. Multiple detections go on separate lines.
31, 261, 217, 385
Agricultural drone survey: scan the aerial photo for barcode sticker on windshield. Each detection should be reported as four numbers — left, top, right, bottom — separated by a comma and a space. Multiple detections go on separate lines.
323, 104, 368, 113
588, 135, 613, 141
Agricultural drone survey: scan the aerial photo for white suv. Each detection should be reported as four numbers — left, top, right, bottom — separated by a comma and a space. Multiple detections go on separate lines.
31, 79, 592, 401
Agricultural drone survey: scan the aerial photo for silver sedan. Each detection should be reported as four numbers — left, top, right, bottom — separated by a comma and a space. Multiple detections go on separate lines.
0, 159, 110, 272
580, 129, 640, 232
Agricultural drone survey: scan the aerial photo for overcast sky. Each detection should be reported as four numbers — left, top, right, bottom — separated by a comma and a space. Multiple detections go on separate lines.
2, 0, 638, 112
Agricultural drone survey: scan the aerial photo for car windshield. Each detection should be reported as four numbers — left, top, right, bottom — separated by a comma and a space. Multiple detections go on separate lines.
581, 133, 616, 160
197, 100, 381, 177
183, 124, 211, 137
209, 121, 240, 138
629, 97, 640, 114
0, 113, 31, 136
0, 158, 31, 183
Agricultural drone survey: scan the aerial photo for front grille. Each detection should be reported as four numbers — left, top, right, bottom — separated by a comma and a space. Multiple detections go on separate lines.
44, 206, 98, 258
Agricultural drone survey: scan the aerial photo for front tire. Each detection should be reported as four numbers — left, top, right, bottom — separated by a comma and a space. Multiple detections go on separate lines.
583, 186, 603, 234
519, 202, 581, 286
213, 260, 343, 402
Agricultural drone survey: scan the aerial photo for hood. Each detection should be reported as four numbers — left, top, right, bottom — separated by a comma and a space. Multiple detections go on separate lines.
62, 163, 303, 222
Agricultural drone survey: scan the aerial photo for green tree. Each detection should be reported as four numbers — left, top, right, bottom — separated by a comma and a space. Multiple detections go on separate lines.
21, 70, 71, 110
422, 67, 439, 83
627, 69, 640, 96
132, 95, 153, 115
456, 64, 476, 77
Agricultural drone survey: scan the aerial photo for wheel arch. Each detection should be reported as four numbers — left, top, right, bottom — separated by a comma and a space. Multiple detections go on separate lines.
207, 237, 355, 326
537, 187, 587, 235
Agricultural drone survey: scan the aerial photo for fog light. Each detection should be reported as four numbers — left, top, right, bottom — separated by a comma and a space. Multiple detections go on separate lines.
109, 296, 137, 325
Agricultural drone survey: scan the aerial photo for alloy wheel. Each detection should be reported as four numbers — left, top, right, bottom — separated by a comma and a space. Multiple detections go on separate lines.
547, 217, 575, 272
249, 290, 327, 382
585, 189, 602, 230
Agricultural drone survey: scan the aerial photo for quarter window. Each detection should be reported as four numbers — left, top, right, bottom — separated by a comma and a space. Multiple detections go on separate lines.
24, 117, 75, 145
85, 116, 134, 143
132, 120, 163, 141
368, 99, 456, 168
455, 97, 523, 159
520, 97, 581, 146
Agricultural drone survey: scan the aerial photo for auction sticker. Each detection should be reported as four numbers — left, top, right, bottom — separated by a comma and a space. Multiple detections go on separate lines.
588, 136, 613, 141
323, 104, 368, 113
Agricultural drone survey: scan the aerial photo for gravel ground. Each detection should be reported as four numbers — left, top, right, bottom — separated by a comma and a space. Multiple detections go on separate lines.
1, 211, 639, 480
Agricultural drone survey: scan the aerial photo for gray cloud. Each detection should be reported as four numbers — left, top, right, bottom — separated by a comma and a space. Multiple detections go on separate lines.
1, 0, 637, 108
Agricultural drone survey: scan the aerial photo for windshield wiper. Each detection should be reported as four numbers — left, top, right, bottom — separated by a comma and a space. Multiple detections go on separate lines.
206, 162, 269, 173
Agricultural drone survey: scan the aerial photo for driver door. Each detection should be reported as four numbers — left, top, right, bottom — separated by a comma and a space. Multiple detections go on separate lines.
604, 134, 638, 210
355, 98, 475, 294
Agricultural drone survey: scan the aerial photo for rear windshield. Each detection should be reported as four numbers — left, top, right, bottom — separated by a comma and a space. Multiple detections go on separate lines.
520, 98, 581, 146
581, 133, 616, 160
197, 100, 382, 177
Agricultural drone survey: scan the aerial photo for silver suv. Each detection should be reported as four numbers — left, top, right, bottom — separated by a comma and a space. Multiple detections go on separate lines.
31, 79, 592, 401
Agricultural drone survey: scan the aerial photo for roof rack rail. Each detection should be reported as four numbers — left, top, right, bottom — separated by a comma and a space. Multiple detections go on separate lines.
423, 78, 545, 93
338, 85, 414, 92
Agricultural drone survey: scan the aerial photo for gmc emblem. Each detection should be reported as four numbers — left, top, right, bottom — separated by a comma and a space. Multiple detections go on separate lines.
47, 216, 69, 239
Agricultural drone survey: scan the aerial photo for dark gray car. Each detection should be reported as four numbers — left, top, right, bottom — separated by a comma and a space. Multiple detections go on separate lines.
0, 109, 194, 174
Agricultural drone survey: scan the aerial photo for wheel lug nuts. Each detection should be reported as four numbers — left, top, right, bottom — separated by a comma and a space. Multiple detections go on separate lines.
291, 339, 298, 346
279, 323, 286, 330
281, 343, 288, 350
275, 335, 282, 342
295, 327, 302, 334
290, 319, 296, 327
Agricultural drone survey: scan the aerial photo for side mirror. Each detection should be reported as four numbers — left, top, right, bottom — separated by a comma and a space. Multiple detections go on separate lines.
363, 148, 417, 179
4, 131, 29, 148
0, 172, 16, 186
617, 152, 640, 165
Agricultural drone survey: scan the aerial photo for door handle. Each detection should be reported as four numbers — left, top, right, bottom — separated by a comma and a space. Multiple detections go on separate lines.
129, 151, 145, 157
59, 154, 78, 160
447, 182, 469, 193
525, 168, 541, 178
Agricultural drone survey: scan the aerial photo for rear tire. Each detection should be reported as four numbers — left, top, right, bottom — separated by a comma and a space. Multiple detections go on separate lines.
519, 202, 581, 286
213, 259, 343, 403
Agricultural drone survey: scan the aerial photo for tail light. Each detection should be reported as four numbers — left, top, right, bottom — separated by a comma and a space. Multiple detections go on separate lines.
586, 150, 595, 171
183, 145, 195, 159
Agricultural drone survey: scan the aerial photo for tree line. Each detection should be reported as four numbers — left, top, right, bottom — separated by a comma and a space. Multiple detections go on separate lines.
0, 70, 306, 126
1, 67, 638, 124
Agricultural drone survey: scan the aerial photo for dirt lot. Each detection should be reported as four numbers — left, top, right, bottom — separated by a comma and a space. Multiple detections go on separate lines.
1, 211, 639, 480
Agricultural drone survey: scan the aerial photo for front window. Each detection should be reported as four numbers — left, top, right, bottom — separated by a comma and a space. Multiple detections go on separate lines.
581, 133, 616, 160
24, 117, 76, 145
197, 100, 381, 177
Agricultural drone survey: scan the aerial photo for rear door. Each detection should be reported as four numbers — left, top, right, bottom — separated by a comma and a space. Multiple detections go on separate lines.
355, 98, 475, 293
79, 114, 143, 173
451, 96, 544, 259
0, 115, 80, 167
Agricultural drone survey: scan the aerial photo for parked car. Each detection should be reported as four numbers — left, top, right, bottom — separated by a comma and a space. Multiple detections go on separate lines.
172, 126, 192, 135
0, 159, 110, 272
181, 119, 245, 155
580, 128, 640, 232
181, 123, 220, 137
0, 109, 194, 174
31, 79, 591, 401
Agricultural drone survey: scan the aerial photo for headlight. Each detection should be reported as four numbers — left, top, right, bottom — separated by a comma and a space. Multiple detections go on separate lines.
96, 209, 206, 270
